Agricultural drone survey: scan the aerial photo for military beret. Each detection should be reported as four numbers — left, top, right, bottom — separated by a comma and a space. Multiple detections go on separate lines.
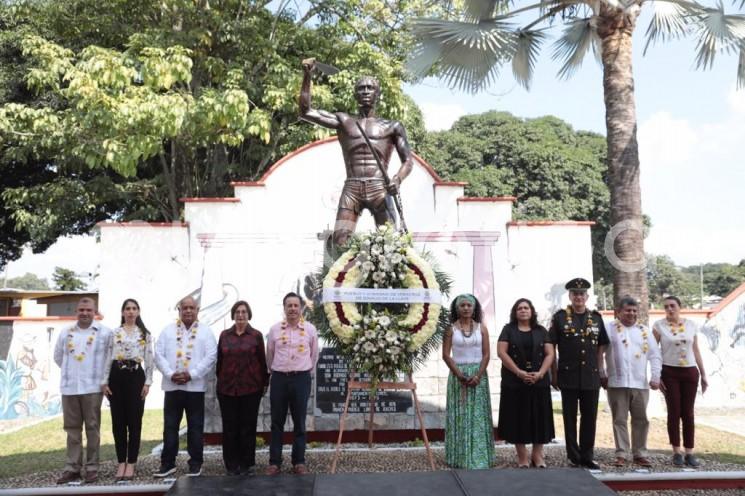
565, 277, 591, 291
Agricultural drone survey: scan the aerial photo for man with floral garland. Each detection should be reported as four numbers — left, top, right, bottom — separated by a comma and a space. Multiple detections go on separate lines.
600, 296, 661, 468
153, 296, 217, 478
54, 297, 112, 484
265, 292, 319, 476
549, 278, 609, 469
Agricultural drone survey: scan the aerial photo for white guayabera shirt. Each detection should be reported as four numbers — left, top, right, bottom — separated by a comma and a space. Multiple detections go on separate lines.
606, 321, 662, 389
54, 322, 112, 395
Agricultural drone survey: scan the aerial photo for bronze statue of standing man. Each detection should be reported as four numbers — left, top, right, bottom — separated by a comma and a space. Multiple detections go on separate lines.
299, 58, 413, 246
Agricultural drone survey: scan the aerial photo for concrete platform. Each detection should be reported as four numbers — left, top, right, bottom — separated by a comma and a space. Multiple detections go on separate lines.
165, 468, 615, 496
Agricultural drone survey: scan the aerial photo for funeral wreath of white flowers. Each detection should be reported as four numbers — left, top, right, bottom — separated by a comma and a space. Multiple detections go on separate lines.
313, 224, 450, 384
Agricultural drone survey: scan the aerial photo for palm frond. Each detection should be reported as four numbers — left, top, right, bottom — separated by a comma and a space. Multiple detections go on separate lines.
552, 17, 600, 79
643, 0, 702, 55
512, 28, 548, 89
406, 40, 446, 81
693, 3, 745, 71
409, 18, 516, 92
462, 0, 502, 21
737, 43, 745, 88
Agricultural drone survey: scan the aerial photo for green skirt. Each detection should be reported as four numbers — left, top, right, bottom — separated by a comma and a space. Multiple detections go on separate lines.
445, 363, 495, 469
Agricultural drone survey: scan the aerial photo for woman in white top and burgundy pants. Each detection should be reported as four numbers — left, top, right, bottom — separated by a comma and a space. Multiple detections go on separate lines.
652, 295, 708, 467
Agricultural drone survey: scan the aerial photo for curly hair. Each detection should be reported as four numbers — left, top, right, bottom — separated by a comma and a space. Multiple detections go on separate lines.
449, 294, 483, 323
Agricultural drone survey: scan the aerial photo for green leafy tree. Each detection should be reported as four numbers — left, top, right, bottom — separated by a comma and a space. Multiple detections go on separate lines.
409, 0, 745, 318
51, 267, 86, 291
682, 261, 745, 298
5, 272, 50, 290
419, 111, 612, 285
647, 255, 698, 307
0, 0, 435, 268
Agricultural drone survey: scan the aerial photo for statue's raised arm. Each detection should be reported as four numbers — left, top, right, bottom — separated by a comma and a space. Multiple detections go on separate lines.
298, 59, 414, 245
299, 58, 341, 129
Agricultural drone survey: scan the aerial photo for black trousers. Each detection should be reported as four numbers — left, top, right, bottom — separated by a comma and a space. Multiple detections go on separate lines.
218, 392, 262, 471
269, 371, 311, 467
560, 388, 600, 464
162, 390, 205, 470
108, 365, 146, 463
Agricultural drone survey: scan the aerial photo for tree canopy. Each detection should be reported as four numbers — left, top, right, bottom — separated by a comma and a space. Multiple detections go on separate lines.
646, 256, 745, 307
418, 110, 612, 284
4, 272, 50, 290
52, 266, 87, 291
0, 0, 435, 268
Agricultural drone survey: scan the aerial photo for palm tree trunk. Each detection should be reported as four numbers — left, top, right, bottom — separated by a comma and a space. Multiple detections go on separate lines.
597, 7, 649, 321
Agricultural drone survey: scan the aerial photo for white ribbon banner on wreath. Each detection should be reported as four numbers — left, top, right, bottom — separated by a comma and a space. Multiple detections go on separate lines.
322, 287, 442, 304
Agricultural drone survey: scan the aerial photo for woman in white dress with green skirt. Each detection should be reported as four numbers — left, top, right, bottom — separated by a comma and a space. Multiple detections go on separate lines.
442, 294, 495, 469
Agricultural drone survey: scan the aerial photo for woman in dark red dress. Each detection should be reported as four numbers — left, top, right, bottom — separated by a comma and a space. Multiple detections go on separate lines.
216, 300, 269, 475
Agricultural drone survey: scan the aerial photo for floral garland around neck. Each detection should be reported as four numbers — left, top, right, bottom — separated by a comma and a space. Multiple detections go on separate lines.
564, 306, 596, 337
66, 325, 99, 362
113, 326, 148, 362
280, 317, 307, 355
614, 320, 650, 359
666, 320, 689, 366
175, 319, 199, 370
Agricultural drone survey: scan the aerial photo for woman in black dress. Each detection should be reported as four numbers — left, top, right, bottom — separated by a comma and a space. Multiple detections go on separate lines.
497, 298, 555, 467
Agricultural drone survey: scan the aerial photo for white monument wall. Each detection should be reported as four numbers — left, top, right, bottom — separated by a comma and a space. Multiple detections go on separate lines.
94, 137, 595, 429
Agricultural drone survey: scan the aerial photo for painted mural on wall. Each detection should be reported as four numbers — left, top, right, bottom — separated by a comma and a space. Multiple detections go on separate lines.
0, 324, 62, 423
699, 298, 745, 405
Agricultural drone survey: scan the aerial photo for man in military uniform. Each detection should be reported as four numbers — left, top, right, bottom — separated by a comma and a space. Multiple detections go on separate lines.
549, 277, 609, 469
299, 59, 413, 246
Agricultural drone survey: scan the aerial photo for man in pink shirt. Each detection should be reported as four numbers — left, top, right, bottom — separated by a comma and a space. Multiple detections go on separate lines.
265, 292, 319, 475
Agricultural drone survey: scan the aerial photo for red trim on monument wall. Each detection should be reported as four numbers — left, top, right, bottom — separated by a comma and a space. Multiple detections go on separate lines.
458, 196, 517, 203
97, 222, 189, 228
180, 197, 241, 203
230, 137, 450, 186
508, 220, 596, 226
604, 478, 745, 491
0, 316, 78, 322
229, 181, 265, 187
708, 281, 745, 318
435, 181, 468, 187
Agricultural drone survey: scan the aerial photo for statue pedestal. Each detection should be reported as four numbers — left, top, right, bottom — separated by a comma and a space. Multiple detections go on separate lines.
331, 372, 435, 473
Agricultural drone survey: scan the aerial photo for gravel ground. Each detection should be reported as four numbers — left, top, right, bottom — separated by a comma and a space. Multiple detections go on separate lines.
1, 444, 744, 490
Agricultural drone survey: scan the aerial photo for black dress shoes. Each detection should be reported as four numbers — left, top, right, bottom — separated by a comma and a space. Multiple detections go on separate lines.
582, 460, 601, 470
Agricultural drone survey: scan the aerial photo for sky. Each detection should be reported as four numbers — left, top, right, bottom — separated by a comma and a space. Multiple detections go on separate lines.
4, 8, 744, 287
406, 8, 745, 269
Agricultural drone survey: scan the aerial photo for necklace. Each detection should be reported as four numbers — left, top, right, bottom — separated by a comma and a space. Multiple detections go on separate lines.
564, 306, 595, 337
114, 326, 147, 362
667, 320, 685, 336
666, 320, 688, 365
175, 319, 199, 370
458, 320, 474, 338
66, 325, 98, 362
614, 320, 650, 358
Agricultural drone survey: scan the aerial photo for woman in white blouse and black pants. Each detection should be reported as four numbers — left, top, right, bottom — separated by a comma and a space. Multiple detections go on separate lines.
102, 299, 154, 481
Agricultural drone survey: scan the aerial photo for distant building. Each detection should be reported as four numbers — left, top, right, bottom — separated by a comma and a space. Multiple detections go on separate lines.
0, 289, 98, 318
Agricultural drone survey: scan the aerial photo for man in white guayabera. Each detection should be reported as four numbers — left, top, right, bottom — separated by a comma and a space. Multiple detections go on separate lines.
54, 297, 112, 485
600, 296, 661, 468
153, 296, 216, 478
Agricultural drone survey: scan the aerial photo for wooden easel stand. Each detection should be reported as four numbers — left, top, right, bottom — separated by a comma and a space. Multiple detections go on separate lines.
330, 373, 435, 473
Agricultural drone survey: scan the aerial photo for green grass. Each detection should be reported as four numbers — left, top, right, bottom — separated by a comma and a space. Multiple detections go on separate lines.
0, 409, 167, 480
